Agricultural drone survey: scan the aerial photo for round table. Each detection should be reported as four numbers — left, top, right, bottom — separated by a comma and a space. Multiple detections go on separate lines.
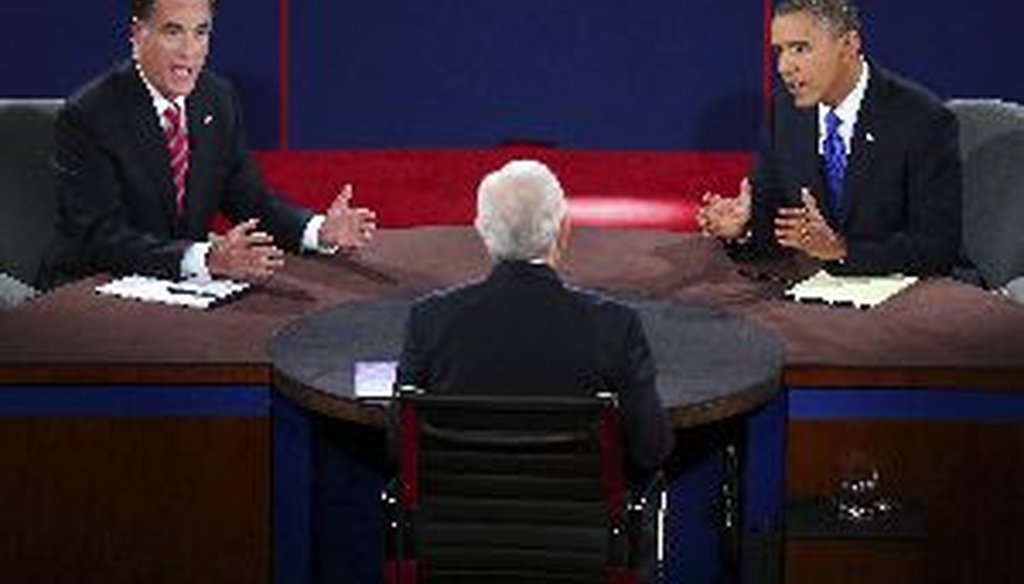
269, 293, 785, 584
271, 294, 784, 427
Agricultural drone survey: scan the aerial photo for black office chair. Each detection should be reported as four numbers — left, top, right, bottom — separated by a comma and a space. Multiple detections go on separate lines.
385, 388, 663, 584
0, 98, 62, 306
947, 98, 1024, 291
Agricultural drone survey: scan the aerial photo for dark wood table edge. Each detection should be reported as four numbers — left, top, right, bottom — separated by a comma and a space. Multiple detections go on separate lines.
783, 365, 1024, 389
272, 369, 387, 426
0, 363, 271, 385
2, 364, 1019, 391
272, 366, 785, 429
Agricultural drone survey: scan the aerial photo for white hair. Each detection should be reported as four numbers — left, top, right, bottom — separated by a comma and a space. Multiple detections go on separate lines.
474, 160, 568, 261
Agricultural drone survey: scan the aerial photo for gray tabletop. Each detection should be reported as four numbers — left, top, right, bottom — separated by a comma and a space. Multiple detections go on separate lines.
270, 293, 785, 428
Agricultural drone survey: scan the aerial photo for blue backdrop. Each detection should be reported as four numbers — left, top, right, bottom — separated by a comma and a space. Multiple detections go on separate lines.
1, 1, 1020, 150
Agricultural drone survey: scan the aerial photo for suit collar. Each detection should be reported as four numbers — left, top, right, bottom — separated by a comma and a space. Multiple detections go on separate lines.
837, 60, 888, 229
117, 61, 179, 225
183, 74, 218, 234
134, 60, 187, 126
488, 260, 563, 286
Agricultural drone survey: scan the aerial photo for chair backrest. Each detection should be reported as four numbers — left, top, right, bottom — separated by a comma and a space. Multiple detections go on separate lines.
389, 390, 641, 584
0, 98, 62, 292
947, 98, 1024, 288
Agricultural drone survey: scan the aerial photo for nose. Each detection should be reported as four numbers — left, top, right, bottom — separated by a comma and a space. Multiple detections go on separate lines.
777, 52, 792, 78
180, 31, 206, 58
777, 52, 799, 83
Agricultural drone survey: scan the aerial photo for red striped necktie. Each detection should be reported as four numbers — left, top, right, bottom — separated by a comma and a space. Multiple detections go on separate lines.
163, 104, 190, 214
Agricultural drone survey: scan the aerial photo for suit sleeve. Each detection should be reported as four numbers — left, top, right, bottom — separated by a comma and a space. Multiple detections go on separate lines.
52, 102, 190, 279
216, 86, 312, 252
731, 97, 797, 261
831, 108, 963, 275
747, 125, 788, 254
616, 310, 673, 480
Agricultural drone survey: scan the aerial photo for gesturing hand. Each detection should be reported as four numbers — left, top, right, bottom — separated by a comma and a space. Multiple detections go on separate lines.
696, 177, 753, 240
207, 218, 286, 282
318, 184, 377, 251
774, 188, 847, 261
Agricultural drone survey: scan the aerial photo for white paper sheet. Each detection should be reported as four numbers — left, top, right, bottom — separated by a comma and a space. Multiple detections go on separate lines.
785, 270, 918, 309
95, 275, 249, 309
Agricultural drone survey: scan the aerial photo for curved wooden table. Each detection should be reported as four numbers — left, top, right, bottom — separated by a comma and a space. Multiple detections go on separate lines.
270, 294, 785, 428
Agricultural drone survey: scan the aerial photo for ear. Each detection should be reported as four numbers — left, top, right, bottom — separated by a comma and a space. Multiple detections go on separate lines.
843, 29, 862, 58
130, 17, 143, 45
555, 214, 572, 257
559, 214, 572, 246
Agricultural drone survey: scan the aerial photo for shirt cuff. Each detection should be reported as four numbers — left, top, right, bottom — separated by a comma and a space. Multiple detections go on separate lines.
180, 242, 212, 281
302, 214, 339, 255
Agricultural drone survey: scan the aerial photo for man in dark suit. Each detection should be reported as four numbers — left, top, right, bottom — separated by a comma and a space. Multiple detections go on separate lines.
41, 0, 376, 287
697, 0, 961, 276
396, 160, 673, 481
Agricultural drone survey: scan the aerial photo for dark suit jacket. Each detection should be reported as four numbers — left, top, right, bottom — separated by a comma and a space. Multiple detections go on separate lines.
396, 260, 674, 480
744, 63, 962, 276
40, 61, 311, 286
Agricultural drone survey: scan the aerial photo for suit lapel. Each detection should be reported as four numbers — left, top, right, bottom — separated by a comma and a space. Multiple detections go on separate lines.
840, 65, 883, 230
120, 63, 179, 227
184, 79, 218, 236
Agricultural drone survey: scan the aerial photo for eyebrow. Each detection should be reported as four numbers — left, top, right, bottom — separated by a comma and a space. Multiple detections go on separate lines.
158, 20, 212, 33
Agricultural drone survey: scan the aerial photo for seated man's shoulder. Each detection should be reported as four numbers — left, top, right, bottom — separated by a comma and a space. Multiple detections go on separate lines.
64, 63, 129, 116
875, 66, 952, 121
565, 285, 641, 324
409, 278, 487, 314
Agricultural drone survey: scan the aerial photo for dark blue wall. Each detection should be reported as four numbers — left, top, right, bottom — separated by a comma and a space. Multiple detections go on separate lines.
1, 1, 1020, 150
289, 0, 763, 150
859, 0, 1021, 102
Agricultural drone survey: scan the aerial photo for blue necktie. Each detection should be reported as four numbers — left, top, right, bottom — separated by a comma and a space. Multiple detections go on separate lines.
823, 109, 847, 223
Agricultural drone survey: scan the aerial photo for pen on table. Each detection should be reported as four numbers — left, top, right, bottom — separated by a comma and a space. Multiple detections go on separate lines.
166, 285, 220, 299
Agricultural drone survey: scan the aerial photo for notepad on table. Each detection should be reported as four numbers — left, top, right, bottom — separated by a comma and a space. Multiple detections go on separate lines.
95, 275, 250, 309
785, 270, 918, 309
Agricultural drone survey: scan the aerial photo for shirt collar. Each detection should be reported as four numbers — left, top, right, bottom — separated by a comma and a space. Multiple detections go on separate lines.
135, 60, 187, 130
818, 58, 869, 152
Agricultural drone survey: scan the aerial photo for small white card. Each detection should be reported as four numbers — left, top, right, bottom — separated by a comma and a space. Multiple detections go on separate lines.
354, 360, 397, 399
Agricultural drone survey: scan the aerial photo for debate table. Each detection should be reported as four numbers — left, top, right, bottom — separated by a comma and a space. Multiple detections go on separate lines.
2, 226, 1022, 584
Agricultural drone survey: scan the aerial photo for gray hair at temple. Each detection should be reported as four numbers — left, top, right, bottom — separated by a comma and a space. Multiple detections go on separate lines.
774, 0, 860, 35
475, 160, 569, 261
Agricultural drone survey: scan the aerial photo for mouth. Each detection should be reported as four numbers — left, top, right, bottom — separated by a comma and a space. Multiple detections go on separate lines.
170, 64, 195, 84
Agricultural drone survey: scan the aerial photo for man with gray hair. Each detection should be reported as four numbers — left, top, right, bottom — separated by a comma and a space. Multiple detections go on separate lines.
396, 159, 672, 481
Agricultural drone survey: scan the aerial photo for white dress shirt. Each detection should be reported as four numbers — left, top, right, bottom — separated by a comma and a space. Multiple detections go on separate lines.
817, 58, 870, 156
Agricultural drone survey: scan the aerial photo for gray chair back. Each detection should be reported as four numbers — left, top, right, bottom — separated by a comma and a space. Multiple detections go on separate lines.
0, 98, 62, 295
947, 98, 1024, 288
